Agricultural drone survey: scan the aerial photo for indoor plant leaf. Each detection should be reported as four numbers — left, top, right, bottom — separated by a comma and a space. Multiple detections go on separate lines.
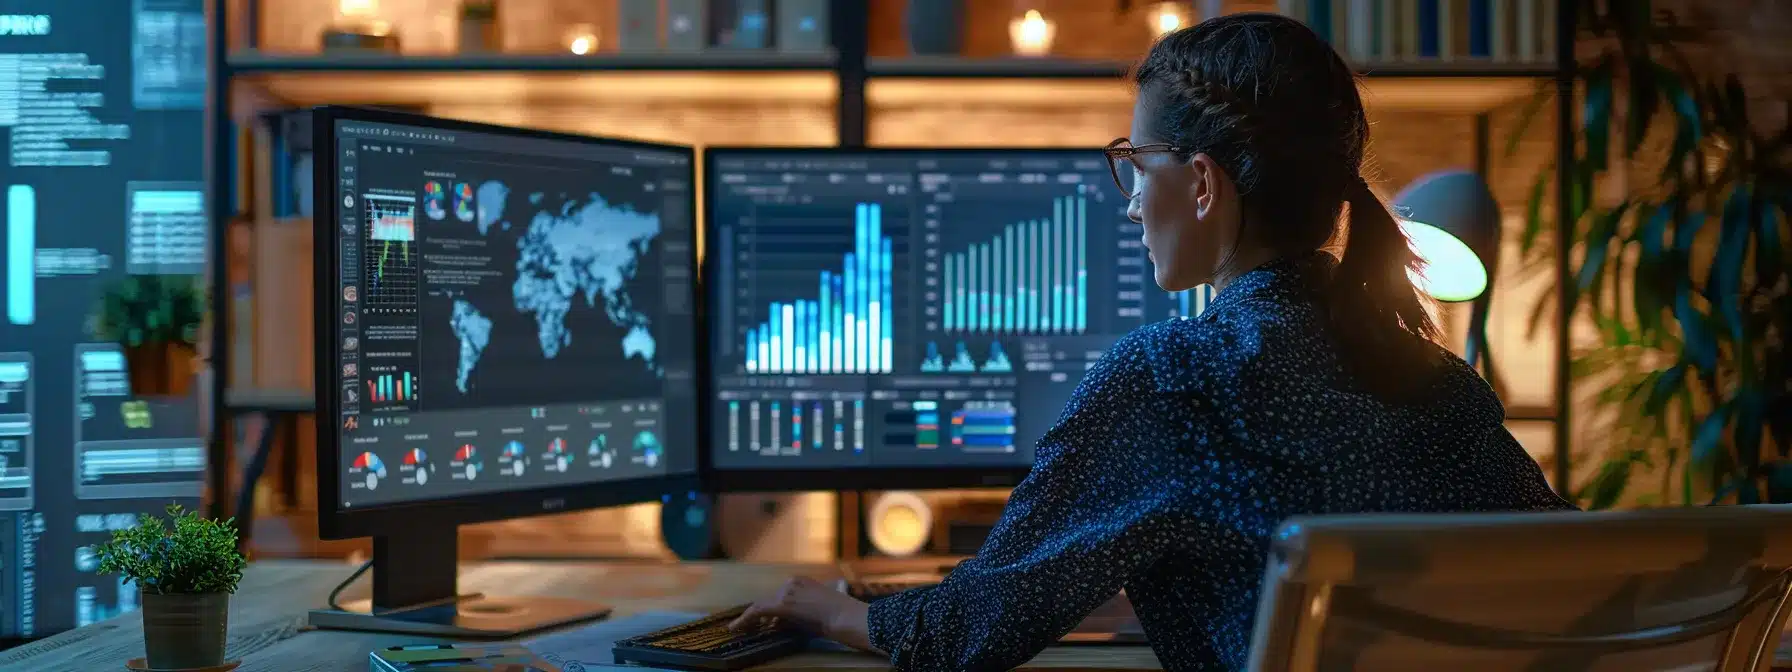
1705, 186, 1753, 350
1632, 200, 1672, 341
1654, 64, 1703, 180
1582, 57, 1616, 173
1690, 401, 1733, 474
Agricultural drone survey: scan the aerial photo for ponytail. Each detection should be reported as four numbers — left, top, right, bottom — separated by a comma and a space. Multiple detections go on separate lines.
1332, 176, 1444, 398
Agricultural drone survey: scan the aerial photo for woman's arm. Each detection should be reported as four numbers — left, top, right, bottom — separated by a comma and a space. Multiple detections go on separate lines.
866, 332, 1198, 671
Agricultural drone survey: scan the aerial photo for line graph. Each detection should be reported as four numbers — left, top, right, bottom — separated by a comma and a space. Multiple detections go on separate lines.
363, 193, 419, 308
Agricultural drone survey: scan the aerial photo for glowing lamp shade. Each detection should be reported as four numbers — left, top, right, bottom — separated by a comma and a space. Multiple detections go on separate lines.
1391, 170, 1501, 303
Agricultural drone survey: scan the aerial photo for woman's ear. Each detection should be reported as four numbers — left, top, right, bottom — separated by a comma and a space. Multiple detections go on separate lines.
1188, 152, 1221, 218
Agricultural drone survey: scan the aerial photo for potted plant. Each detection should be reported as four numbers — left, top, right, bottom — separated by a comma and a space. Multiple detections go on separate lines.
1508, 2, 1789, 508
93, 274, 206, 397
95, 504, 247, 670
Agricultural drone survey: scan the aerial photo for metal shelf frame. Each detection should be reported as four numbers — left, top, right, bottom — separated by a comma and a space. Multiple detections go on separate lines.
201, 1, 1577, 521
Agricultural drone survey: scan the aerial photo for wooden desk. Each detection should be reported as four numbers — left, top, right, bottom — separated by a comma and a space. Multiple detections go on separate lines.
0, 560, 1161, 671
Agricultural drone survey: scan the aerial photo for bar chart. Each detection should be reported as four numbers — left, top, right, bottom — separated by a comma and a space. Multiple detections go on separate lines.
940, 194, 1087, 334
744, 203, 895, 374
367, 371, 416, 403
1174, 285, 1216, 319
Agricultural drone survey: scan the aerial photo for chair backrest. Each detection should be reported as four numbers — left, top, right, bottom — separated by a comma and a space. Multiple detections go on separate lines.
1247, 506, 1792, 672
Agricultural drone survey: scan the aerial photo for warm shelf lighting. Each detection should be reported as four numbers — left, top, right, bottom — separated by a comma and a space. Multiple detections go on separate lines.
337, 0, 379, 19
565, 24, 600, 55
1148, 2, 1187, 36
1008, 10, 1055, 57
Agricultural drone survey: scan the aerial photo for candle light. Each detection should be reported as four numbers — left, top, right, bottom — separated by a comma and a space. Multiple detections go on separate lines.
1148, 2, 1188, 37
565, 24, 600, 55
1008, 9, 1056, 57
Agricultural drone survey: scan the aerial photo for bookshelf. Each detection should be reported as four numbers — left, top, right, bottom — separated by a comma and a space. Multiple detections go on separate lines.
205, 0, 1578, 532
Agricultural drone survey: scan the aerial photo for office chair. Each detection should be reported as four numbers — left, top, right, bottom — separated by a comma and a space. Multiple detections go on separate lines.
1248, 506, 1792, 671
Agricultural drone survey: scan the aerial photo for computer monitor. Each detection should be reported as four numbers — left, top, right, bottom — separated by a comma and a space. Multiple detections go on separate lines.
308, 107, 700, 637
703, 148, 1212, 492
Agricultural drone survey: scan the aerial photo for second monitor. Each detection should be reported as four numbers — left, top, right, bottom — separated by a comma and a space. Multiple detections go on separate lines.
704, 148, 1213, 491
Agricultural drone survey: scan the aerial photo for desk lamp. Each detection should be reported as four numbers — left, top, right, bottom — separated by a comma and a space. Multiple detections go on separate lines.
1393, 170, 1501, 377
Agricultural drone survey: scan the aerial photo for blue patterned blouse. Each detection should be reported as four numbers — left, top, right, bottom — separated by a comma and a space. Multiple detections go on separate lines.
865, 251, 1574, 671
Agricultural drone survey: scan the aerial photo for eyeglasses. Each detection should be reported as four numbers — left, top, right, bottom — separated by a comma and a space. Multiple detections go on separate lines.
1103, 138, 1192, 199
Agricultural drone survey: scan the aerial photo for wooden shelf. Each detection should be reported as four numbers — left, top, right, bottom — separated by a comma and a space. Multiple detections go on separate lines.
235, 69, 839, 109
228, 50, 838, 73
868, 56, 1131, 79
868, 56, 1555, 80
868, 74, 1543, 113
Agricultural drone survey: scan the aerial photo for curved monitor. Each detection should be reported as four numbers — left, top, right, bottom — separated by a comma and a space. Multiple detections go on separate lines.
313, 107, 700, 540
703, 147, 1213, 492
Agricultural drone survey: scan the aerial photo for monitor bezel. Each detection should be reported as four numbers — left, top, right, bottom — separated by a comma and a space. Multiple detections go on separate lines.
699, 145, 1120, 493
312, 105, 705, 540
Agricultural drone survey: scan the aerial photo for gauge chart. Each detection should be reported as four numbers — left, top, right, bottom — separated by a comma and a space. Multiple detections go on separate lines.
588, 435, 614, 469
500, 440, 528, 477
450, 444, 481, 481
544, 437, 570, 473
634, 430, 662, 469
400, 448, 430, 486
350, 451, 387, 491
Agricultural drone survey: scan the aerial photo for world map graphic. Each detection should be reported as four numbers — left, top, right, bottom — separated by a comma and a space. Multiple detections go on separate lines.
448, 180, 662, 395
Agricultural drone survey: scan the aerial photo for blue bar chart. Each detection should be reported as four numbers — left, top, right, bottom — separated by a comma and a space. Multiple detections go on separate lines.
1174, 285, 1216, 319
941, 194, 1087, 334
745, 203, 894, 374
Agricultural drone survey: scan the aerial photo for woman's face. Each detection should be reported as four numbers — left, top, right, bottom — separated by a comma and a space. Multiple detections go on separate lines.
1125, 96, 1240, 292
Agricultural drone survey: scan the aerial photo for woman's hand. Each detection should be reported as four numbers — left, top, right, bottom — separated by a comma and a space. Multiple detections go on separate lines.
728, 576, 881, 654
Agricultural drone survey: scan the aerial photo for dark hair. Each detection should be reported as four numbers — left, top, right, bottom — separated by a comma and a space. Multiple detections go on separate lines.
1133, 12, 1443, 399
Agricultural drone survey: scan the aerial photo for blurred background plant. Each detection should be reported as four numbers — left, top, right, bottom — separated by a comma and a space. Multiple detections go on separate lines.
93, 274, 207, 396
1509, 1, 1790, 509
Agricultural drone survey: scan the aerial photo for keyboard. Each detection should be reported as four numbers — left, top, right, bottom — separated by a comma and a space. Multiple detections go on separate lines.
611, 604, 810, 671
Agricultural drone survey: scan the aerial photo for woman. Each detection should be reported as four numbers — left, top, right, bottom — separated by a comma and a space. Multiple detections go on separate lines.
730, 13, 1573, 671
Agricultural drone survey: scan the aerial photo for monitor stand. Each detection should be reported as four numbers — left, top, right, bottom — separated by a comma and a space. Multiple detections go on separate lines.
306, 527, 611, 638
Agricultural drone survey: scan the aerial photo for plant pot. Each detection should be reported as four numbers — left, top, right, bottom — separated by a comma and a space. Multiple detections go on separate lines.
141, 591, 229, 669
124, 342, 195, 397
905, 0, 964, 56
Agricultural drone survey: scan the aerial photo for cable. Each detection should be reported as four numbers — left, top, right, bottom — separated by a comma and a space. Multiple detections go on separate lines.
327, 559, 374, 611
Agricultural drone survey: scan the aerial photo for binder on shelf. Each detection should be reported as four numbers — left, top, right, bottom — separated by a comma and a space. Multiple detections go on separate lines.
665, 0, 708, 51
1200, 0, 1225, 22
1416, 0, 1439, 59
1380, 0, 1401, 62
1468, 0, 1492, 58
775, 0, 829, 53
1491, 0, 1511, 62
1539, 0, 1555, 62
1278, 0, 1306, 24
1347, 0, 1376, 63
1516, 0, 1537, 62
617, 0, 661, 52
710, 0, 772, 50
1399, 0, 1420, 61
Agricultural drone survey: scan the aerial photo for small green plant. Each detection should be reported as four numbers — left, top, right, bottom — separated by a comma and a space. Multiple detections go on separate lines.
93, 274, 206, 349
94, 504, 247, 595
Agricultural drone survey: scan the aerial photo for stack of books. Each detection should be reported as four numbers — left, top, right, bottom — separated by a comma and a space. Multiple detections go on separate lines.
1277, 0, 1559, 65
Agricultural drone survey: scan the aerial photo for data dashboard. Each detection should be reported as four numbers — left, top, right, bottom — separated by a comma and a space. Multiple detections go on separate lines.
328, 119, 699, 510
706, 150, 1213, 473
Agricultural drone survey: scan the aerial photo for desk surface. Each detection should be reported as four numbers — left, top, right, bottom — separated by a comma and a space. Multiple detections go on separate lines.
0, 560, 1161, 672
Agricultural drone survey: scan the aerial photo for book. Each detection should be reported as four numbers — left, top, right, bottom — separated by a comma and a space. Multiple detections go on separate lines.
1517, 0, 1537, 62
1417, 0, 1439, 58
1469, 0, 1491, 58
1348, 0, 1376, 63
1491, 0, 1510, 62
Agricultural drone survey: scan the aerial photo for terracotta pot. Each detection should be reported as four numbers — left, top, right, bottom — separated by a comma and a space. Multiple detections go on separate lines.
141, 591, 229, 669
124, 343, 196, 397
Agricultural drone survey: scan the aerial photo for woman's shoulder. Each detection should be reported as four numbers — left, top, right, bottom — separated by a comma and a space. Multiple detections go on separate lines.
1096, 316, 1270, 395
